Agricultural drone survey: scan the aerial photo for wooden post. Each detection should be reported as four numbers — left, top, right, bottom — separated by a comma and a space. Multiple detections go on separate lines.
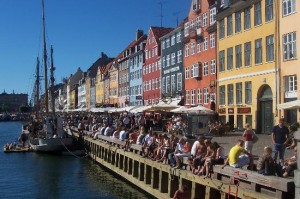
191, 181, 196, 199
294, 129, 300, 199
205, 186, 211, 199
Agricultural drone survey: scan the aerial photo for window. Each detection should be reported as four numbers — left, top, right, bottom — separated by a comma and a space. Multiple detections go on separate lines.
166, 54, 170, 67
219, 85, 225, 105
197, 42, 201, 53
177, 50, 182, 63
236, 83, 242, 104
227, 84, 234, 105
211, 59, 216, 74
219, 50, 225, 72
203, 62, 208, 76
184, 22, 189, 37
191, 65, 194, 77
227, 15, 232, 36
191, 89, 196, 105
171, 75, 176, 93
283, 0, 296, 16
283, 32, 297, 60
171, 35, 176, 46
219, 19, 225, 39
244, 42, 252, 67
177, 73, 182, 91
196, 16, 201, 28
254, 2, 262, 26
162, 56, 166, 68
244, 7, 251, 30
186, 90, 190, 105
193, 63, 199, 77
197, 89, 202, 104
162, 40, 165, 49
203, 13, 208, 27
266, 35, 274, 62
185, 67, 190, 79
255, 38, 262, 64
162, 77, 165, 94
171, 53, 176, 65
176, 32, 182, 43
210, 7, 216, 25
245, 81, 252, 104
203, 37, 208, 51
285, 75, 298, 92
227, 47, 233, 70
166, 38, 170, 48
210, 34, 215, 48
204, 88, 209, 104
166, 76, 170, 93
191, 42, 195, 55
235, 44, 242, 68
190, 19, 195, 29
265, 0, 273, 22
185, 44, 189, 57
235, 11, 241, 33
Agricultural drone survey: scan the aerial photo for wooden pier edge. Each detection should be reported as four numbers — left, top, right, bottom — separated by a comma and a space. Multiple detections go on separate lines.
71, 128, 295, 199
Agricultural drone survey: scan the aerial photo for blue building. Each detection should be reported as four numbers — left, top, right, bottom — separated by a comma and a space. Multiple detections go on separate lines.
160, 25, 184, 99
128, 30, 147, 106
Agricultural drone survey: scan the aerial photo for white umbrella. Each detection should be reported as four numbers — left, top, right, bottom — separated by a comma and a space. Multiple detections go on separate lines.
171, 106, 188, 113
277, 99, 300, 110
187, 105, 214, 114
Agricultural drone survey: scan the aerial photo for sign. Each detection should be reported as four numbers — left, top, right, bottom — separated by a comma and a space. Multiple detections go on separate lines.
163, 66, 180, 75
228, 108, 234, 114
237, 107, 251, 114
219, 108, 226, 114
136, 96, 143, 100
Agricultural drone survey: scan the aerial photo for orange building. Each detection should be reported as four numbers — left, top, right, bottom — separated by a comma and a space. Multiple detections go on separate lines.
183, 0, 217, 111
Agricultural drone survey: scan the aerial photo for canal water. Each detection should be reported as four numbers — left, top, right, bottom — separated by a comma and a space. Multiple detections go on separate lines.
0, 122, 155, 199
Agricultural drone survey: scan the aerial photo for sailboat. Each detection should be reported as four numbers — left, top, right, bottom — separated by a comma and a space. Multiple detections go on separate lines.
29, 0, 73, 153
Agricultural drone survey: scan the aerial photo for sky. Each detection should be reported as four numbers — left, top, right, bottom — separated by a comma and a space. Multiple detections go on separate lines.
0, 0, 190, 98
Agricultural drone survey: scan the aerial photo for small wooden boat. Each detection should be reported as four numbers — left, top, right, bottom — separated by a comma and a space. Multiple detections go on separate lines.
3, 146, 33, 153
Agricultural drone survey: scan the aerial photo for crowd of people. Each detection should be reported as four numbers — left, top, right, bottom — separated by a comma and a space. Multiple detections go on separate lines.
64, 112, 298, 181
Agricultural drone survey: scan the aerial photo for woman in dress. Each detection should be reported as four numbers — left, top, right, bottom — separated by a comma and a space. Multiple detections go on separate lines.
242, 123, 255, 154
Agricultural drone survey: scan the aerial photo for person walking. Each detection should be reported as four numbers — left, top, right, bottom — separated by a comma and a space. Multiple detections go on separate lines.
242, 123, 255, 154
271, 118, 289, 165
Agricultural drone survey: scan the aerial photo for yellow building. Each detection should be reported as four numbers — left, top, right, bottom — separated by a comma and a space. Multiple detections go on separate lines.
109, 59, 119, 106
85, 76, 91, 109
95, 66, 105, 106
70, 87, 77, 110
279, 0, 299, 123
216, 0, 279, 133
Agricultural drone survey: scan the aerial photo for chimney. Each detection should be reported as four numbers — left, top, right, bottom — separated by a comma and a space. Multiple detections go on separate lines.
136, 29, 144, 40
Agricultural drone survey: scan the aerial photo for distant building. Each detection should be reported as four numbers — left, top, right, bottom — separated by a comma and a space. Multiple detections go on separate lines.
160, 25, 183, 100
109, 55, 121, 106
0, 91, 28, 112
143, 27, 173, 105
67, 67, 83, 110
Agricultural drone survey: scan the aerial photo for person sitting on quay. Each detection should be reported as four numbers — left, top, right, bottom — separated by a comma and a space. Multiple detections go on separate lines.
194, 140, 214, 176
189, 136, 207, 173
174, 140, 191, 169
141, 131, 153, 157
271, 118, 289, 165
256, 146, 275, 176
222, 139, 253, 169
169, 137, 183, 167
136, 127, 146, 145
156, 134, 171, 164
123, 129, 137, 151
104, 124, 113, 137
172, 185, 190, 199
201, 142, 226, 178
282, 147, 297, 178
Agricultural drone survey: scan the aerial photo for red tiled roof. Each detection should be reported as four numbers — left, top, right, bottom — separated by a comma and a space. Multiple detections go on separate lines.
150, 26, 174, 42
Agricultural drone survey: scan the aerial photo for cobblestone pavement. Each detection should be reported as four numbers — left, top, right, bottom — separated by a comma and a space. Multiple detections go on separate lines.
211, 131, 293, 159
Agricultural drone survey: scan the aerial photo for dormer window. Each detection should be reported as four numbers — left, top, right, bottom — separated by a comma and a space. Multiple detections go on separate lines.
192, 0, 199, 11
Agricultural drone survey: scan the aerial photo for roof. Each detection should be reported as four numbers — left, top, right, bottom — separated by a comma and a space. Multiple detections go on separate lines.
86, 52, 114, 79
150, 26, 174, 43
119, 34, 147, 61
68, 67, 83, 87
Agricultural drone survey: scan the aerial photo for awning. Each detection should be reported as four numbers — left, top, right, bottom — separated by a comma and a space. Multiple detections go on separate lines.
186, 105, 215, 115
171, 106, 188, 113
129, 106, 152, 114
277, 99, 300, 110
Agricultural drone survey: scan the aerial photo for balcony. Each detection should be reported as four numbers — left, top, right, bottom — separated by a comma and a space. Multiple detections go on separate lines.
183, 27, 202, 44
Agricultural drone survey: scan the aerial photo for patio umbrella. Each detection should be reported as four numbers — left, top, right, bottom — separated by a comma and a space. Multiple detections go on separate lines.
171, 106, 188, 113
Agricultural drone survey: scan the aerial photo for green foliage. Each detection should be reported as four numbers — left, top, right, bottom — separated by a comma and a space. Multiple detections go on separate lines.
19, 105, 31, 113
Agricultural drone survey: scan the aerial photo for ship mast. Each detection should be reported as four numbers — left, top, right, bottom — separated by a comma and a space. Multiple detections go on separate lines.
42, 0, 48, 115
50, 46, 56, 116
35, 57, 40, 119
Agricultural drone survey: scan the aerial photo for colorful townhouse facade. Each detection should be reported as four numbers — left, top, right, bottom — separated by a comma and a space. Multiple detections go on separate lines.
128, 31, 147, 106
95, 64, 108, 106
160, 25, 184, 100
109, 56, 121, 106
143, 27, 173, 105
67, 67, 83, 110
183, 0, 217, 111
279, 0, 299, 124
77, 73, 86, 110
216, 0, 278, 133
103, 62, 111, 105
118, 47, 131, 108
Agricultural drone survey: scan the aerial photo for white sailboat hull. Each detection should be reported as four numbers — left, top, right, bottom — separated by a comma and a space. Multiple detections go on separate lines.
30, 137, 73, 152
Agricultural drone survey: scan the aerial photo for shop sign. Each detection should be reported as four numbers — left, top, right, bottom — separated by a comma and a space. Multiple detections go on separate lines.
219, 108, 226, 114
228, 108, 234, 114
237, 107, 251, 114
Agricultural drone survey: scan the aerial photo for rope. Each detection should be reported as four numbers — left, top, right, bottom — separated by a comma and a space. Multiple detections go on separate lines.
60, 138, 85, 159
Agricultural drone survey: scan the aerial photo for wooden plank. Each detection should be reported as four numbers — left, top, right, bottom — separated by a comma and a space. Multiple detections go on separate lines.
214, 165, 294, 192
205, 186, 211, 199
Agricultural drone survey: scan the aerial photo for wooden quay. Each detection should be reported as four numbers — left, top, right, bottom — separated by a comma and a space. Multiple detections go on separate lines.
70, 128, 295, 199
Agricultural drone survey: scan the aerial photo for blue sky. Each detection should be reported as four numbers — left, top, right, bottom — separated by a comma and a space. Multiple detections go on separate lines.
0, 0, 190, 97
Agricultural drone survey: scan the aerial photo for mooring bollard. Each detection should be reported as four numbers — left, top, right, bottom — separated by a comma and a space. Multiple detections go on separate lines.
294, 128, 300, 199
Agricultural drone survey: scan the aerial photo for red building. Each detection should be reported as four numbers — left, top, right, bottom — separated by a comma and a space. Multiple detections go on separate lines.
143, 26, 173, 105
183, 0, 217, 111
